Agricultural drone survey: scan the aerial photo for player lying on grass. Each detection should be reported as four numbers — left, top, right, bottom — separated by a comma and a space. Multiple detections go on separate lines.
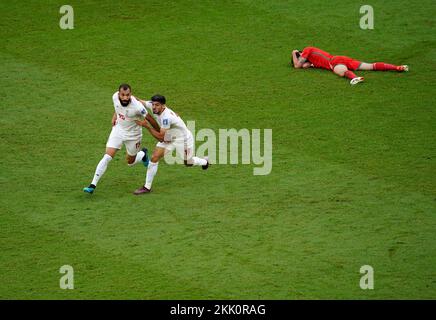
132, 94, 209, 195
290, 46, 408, 85
83, 84, 160, 194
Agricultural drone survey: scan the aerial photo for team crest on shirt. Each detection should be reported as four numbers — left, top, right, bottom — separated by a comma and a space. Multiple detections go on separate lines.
163, 119, 169, 126
141, 108, 146, 114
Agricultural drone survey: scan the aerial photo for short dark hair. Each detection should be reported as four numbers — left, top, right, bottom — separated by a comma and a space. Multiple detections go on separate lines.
151, 94, 166, 104
119, 83, 131, 92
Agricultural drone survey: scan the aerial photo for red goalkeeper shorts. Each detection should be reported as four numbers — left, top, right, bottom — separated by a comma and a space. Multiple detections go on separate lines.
330, 56, 362, 71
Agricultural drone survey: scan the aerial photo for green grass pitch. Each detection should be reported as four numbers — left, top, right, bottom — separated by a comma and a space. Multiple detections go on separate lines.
0, 0, 435, 299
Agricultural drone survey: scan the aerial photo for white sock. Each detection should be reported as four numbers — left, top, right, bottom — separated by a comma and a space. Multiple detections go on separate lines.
91, 154, 112, 186
192, 157, 207, 166
144, 161, 158, 189
128, 151, 145, 167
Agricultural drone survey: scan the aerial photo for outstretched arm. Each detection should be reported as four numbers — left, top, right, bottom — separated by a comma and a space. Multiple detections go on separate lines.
134, 97, 161, 131
135, 97, 146, 105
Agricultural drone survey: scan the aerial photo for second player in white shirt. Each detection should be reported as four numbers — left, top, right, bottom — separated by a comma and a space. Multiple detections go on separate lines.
133, 94, 209, 194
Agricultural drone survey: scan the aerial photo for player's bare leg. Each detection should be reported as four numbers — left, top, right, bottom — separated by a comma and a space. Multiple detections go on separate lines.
84, 147, 118, 194
126, 148, 149, 167
126, 154, 136, 164
358, 62, 408, 72
333, 64, 364, 85
133, 147, 166, 195
183, 143, 209, 169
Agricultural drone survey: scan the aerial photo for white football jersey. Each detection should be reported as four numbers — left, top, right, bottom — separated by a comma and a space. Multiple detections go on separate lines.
112, 92, 149, 137
158, 107, 191, 141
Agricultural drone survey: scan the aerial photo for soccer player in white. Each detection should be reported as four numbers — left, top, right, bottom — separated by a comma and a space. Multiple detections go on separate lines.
133, 94, 209, 194
83, 84, 160, 194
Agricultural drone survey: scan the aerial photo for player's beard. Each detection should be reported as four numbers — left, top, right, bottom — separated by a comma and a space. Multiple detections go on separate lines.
119, 98, 131, 106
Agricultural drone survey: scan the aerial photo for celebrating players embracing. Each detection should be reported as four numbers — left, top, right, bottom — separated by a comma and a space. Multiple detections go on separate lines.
83, 84, 160, 194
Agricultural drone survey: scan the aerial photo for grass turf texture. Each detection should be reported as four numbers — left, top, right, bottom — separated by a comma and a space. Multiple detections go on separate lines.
0, 0, 435, 299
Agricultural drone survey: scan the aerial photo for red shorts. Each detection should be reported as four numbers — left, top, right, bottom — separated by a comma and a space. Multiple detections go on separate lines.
330, 56, 361, 71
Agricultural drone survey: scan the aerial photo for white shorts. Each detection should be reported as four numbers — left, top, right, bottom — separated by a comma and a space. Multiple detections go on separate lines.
106, 126, 142, 156
156, 132, 194, 160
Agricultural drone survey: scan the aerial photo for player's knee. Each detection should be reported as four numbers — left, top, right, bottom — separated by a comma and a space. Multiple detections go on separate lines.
151, 155, 160, 163
333, 65, 347, 77
334, 70, 345, 77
